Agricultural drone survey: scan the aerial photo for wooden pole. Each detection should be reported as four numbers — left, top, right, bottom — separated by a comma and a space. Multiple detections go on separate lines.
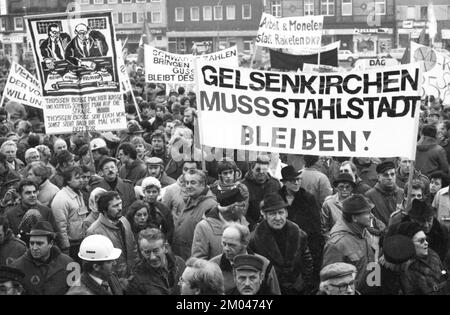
405, 161, 415, 211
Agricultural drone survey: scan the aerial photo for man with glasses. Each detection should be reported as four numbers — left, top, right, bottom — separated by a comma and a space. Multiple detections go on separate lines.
0, 265, 25, 295
365, 161, 404, 225
172, 169, 217, 260
318, 262, 357, 295
128, 228, 185, 295
339, 161, 371, 195
40, 23, 71, 69
249, 193, 314, 295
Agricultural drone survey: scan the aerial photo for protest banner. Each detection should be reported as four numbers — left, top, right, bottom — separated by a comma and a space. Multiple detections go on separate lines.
353, 58, 399, 72
25, 11, 126, 134
1, 62, 44, 109
255, 12, 323, 50
145, 45, 238, 84
195, 61, 422, 159
410, 41, 450, 103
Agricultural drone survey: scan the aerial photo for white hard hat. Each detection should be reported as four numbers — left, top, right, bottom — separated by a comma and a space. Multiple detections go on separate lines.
78, 235, 122, 261
90, 138, 107, 151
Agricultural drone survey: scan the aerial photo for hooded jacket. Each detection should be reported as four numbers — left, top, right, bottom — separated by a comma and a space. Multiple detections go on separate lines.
10, 246, 74, 295
0, 228, 26, 265
415, 136, 450, 176
365, 183, 404, 226
172, 188, 217, 260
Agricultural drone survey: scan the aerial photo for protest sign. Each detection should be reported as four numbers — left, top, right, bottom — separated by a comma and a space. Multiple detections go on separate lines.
26, 11, 126, 134
2, 62, 44, 109
410, 42, 450, 103
195, 61, 421, 159
145, 45, 238, 84
255, 13, 323, 50
116, 40, 132, 93
353, 58, 399, 72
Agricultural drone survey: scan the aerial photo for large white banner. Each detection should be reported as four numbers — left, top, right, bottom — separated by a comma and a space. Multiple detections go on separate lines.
2, 62, 43, 109
145, 45, 238, 84
196, 61, 422, 159
255, 13, 323, 50
411, 42, 450, 104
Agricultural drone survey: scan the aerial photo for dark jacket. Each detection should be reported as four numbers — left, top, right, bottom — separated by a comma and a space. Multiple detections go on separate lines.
415, 136, 450, 176
365, 183, 404, 226
278, 186, 323, 276
248, 220, 314, 294
10, 247, 74, 295
322, 218, 375, 294
0, 228, 26, 265
119, 159, 147, 185
50, 167, 64, 189
353, 159, 379, 187
136, 172, 176, 189
91, 177, 136, 215
66, 272, 124, 295
40, 33, 71, 60
242, 173, 281, 229
65, 35, 108, 66
127, 252, 185, 295
0, 169, 21, 207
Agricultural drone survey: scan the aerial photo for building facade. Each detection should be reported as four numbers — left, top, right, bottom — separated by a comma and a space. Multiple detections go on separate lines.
264, 0, 396, 55
166, 0, 263, 56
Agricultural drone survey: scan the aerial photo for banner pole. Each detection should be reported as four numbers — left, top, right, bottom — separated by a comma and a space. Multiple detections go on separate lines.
405, 161, 415, 211
193, 58, 206, 172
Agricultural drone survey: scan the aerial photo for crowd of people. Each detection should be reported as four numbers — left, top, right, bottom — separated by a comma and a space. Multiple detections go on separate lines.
1, 59, 450, 296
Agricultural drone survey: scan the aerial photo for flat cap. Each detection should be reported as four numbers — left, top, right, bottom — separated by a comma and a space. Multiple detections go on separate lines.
144, 157, 164, 166
98, 156, 117, 170
233, 254, 264, 272
376, 161, 396, 174
320, 263, 356, 282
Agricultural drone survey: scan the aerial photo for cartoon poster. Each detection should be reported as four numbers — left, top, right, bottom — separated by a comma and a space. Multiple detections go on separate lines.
26, 11, 126, 134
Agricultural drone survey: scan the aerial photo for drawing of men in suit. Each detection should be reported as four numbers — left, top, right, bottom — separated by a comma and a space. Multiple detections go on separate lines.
40, 23, 71, 69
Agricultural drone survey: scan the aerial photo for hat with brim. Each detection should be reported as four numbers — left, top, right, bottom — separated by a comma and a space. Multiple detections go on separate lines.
261, 194, 288, 213
342, 194, 373, 215
333, 173, 356, 188
281, 165, 301, 181
27, 221, 55, 238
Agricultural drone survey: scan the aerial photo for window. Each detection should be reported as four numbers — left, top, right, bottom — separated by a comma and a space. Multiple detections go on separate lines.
14, 17, 23, 30
226, 5, 235, 20
242, 4, 251, 19
320, 0, 335, 16
94, 0, 103, 4
191, 7, 200, 21
375, 0, 386, 15
420, 6, 428, 20
243, 40, 252, 53
151, 0, 161, 2
214, 6, 223, 20
304, 0, 314, 16
271, 1, 281, 17
342, 0, 352, 16
108, 0, 118, 3
0, 18, 5, 31
123, 13, 132, 24
156, 35, 162, 41
137, 12, 145, 24
203, 6, 212, 21
175, 7, 184, 22
407, 6, 415, 19
79, 0, 89, 4
112, 12, 118, 24
122, 0, 131, 2
152, 11, 161, 23
136, 0, 146, 3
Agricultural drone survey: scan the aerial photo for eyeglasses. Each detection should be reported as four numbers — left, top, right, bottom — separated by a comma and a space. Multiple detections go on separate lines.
329, 281, 355, 292
414, 237, 428, 245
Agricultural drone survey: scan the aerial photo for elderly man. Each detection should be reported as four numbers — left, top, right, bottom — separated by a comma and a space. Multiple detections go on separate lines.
179, 257, 224, 295
318, 263, 357, 295
24, 148, 40, 166
86, 191, 137, 280
172, 169, 217, 260
0, 265, 25, 295
67, 235, 123, 295
210, 223, 280, 295
10, 221, 74, 295
0, 140, 24, 173
365, 161, 404, 225
90, 157, 136, 215
117, 142, 146, 185
229, 254, 267, 295
322, 194, 375, 294
128, 228, 185, 295
0, 215, 26, 265
248, 193, 314, 295
65, 23, 108, 66
136, 157, 175, 188
191, 188, 248, 260
26, 162, 59, 207
242, 155, 281, 230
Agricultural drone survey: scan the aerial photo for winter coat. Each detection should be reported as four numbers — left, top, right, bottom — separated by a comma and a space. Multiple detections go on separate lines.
401, 249, 448, 295
365, 183, 404, 226
91, 177, 136, 215
299, 167, 333, 206
161, 175, 187, 222
51, 186, 88, 249
86, 214, 137, 278
37, 179, 59, 207
210, 180, 250, 214
66, 272, 124, 295
354, 177, 372, 195
127, 252, 185, 295
191, 207, 248, 260
321, 193, 343, 240
433, 187, 450, 229
10, 247, 74, 295
172, 188, 217, 260
352, 159, 379, 188
322, 218, 375, 294
119, 159, 147, 185
415, 136, 450, 176
0, 228, 26, 265
278, 186, 323, 275
242, 172, 281, 229
210, 251, 281, 295
82, 211, 99, 233
248, 220, 314, 295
